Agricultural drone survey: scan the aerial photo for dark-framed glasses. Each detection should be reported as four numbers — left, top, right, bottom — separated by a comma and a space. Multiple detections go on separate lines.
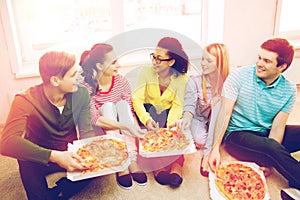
150, 53, 173, 64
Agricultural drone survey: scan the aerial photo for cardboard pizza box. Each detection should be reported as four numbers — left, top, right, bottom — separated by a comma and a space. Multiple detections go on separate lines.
67, 134, 132, 181
209, 161, 270, 200
138, 128, 196, 158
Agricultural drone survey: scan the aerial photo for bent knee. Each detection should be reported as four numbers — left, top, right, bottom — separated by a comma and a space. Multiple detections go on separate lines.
263, 138, 286, 156
192, 133, 207, 147
102, 102, 115, 109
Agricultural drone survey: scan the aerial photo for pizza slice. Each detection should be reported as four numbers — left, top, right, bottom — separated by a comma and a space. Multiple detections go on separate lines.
77, 147, 101, 173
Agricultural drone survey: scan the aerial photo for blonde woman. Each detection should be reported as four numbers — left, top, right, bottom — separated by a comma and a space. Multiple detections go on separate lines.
175, 43, 230, 177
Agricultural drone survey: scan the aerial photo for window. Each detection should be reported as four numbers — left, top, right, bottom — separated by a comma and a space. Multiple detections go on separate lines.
275, 0, 300, 46
2, 0, 210, 78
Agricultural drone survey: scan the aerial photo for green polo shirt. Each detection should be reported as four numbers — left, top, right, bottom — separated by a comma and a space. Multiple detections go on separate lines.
222, 65, 296, 135
0, 84, 94, 165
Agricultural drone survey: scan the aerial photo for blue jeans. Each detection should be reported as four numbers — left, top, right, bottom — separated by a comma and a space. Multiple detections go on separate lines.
224, 125, 300, 189
141, 103, 170, 128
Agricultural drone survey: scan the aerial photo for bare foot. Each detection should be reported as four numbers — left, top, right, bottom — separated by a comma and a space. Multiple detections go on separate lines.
170, 163, 182, 177
195, 143, 204, 150
259, 166, 273, 177
128, 161, 141, 173
118, 168, 130, 176
153, 167, 168, 177
200, 155, 209, 173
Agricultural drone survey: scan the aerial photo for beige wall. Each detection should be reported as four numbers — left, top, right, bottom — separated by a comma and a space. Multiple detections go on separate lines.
0, 0, 299, 124
0, 11, 41, 123
223, 0, 277, 67
223, 0, 300, 84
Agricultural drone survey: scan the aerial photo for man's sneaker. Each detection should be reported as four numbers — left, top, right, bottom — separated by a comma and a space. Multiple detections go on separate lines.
116, 173, 133, 189
281, 188, 300, 200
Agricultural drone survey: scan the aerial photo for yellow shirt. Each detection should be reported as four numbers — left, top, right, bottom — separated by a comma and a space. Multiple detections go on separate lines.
132, 66, 188, 126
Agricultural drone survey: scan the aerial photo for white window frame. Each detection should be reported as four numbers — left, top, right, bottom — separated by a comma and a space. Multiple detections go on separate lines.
2, 0, 222, 78
274, 0, 300, 56
1, 0, 117, 78
1, 0, 26, 78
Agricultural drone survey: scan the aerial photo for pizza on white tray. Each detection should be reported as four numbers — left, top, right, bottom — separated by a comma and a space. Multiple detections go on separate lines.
141, 128, 190, 152
76, 138, 128, 173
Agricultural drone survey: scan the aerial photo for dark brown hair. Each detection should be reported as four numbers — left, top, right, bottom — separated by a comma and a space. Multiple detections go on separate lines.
261, 38, 294, 72
157, 37, 189, 76
80, 43, 113, 94
39, 51, 76, 85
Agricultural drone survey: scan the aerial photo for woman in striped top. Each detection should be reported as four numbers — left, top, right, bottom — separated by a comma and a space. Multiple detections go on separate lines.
80, 43, 147, 189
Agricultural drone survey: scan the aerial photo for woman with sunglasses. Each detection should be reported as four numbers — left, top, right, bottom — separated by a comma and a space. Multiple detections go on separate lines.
80, 43, 147, 190
132, 37, 189, 187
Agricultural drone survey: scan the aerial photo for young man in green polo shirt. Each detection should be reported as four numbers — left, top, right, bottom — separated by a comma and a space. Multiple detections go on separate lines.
207, 38, 300, 198
0, 51, 95, 200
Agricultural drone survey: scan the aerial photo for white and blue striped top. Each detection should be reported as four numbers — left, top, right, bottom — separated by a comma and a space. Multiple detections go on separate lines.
222, 65, 296, 134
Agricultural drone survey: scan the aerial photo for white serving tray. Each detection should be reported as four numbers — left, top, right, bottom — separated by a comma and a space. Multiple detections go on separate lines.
139, 128, 196, 158
67, 134, 131, 181
209, 161, 270, 200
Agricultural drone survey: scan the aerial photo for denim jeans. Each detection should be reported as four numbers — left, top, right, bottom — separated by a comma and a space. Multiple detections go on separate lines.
224, 125, 300, 189
143, 103, 170, 128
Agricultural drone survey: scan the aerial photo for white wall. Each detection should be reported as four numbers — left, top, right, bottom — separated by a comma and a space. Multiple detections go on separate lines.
0, 0, 299, 124
223, 0, 300, 85
0, 7, 41, 124
283, 52, 300, 84
223, 0, 277, 67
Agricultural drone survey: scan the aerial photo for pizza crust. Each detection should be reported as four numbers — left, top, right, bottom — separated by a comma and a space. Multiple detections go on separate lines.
77, 138, 128, 174
67, 135, 131, 181
140, 128, 190, 152
209, 161, 270, 200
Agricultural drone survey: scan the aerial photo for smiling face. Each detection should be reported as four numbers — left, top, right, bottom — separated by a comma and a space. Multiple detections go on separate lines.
99, 50, 120, 77
201, 50, 218, 75
151, 47, 174, 74
57, 65, 81, 93
256, 48, 286, 85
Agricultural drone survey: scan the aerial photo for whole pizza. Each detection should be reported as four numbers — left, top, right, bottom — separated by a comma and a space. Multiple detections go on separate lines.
141, 128, 190, 152
76, 138, 128, 173
214, 162, 266, 200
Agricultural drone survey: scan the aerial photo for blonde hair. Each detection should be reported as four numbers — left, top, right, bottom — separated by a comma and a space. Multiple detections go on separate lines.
202, 43, 230, 102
